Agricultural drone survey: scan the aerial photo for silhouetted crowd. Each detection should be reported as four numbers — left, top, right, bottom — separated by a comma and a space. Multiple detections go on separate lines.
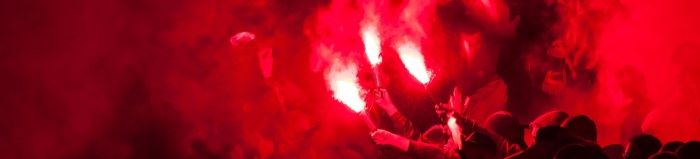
216, 0, 700, 158
367, 88, 700, 159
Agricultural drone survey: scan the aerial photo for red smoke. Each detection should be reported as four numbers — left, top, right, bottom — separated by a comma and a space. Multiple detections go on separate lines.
1, 0, 700, 158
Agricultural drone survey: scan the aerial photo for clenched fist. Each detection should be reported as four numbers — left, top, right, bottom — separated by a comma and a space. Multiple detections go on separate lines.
374, 89, 398, 116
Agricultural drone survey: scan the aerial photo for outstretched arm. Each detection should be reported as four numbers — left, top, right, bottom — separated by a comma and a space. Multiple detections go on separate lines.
374, 89, 421, 140
371, 129, 460, 159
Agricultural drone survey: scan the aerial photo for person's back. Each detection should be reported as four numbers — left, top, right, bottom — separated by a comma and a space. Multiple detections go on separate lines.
485, 130, 524, 159
485, 111, 527, 149
623, 134, 662, 159
555, 144, 592, 159
676, 141, 700, 159
461, 131, 499, 159
506, 126, 570, 159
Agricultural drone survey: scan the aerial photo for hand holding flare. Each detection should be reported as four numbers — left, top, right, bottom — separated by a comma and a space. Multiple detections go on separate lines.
373, 89, 399, 116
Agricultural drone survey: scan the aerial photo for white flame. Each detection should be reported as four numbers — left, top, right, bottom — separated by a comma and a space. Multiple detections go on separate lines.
326, 59, 366, 113
396, 41, 431, 85
362, 23, 382, 66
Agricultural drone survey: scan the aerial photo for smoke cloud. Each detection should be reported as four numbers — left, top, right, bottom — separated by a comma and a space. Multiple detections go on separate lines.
1, 0, 699, 158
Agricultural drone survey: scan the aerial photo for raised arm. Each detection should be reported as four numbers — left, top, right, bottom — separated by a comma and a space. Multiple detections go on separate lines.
374, 89, 421, 140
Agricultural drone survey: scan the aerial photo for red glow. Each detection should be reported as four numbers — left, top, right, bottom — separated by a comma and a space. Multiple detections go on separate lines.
460, 33, 476, 64
4, 0, 700, 158
480, 0, 497, 19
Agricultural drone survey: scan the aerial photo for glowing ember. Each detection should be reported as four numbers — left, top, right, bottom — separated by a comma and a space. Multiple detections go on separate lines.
362, 23, 382, 66
396, 41, 431, 85
326, 60, 366, 113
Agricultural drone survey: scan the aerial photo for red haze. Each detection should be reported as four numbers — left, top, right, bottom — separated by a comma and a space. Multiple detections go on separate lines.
0, 0, 699, 158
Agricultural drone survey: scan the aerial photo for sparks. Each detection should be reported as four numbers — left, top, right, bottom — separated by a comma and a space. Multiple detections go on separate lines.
396, 40, 431, 85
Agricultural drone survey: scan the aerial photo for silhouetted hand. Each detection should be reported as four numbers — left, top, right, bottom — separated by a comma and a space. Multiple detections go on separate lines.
436, 87, 471, 122
374, 89, 398, 116
371, 129, 411, 152
435, 103, 453, 122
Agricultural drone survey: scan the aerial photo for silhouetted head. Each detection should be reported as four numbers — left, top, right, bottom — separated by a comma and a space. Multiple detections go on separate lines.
603, 144, 625, 159
676, 141, 700, 159
648, 152, 679, 159
485, 111, 526, 148
661, 141, 684, 152
460, 131, 498, 159
534, 126, 568, 143
623, 134, 662, 159
562, 115, 597, 142
530, 111, 569, 137
555, 144, 592, 159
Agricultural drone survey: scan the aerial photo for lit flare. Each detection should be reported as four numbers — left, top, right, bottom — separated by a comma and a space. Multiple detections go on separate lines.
362, 23, 382, 66
326, 60, 365, 113
396, 41, 431, 85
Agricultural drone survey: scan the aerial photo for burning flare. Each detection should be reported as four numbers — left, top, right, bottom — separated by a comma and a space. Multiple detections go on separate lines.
326, 59, 366, 113
362, 23, 382, 66
396, 40, 432, 85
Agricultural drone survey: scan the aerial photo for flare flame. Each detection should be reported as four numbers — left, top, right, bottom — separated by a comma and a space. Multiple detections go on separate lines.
326, 59, 365, 113
362, 23, 382, 66
396, 40, 431, 85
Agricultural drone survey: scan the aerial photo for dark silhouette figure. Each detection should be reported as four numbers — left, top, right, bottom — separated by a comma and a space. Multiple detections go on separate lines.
486, 111, 528, 149
603, 144, 625, 159
623, 134, 662, 159
507, 126, 606, 159
676, 141, 700, 159
555, 144, 593, 159
661, 141, 684, 152
460, 131, 499, 159
562, 115, 598, 142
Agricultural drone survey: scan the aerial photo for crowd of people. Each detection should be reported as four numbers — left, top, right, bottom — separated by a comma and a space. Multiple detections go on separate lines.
219, 0, 700, 158
365, 88, 700, 159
